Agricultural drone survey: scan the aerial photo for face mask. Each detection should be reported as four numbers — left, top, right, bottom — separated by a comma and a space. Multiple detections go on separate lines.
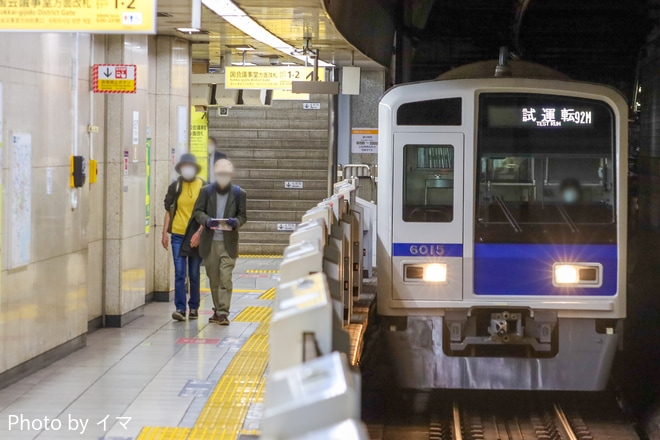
181, 165, 197, 181
208, 142, 217, 155
562, 188, 579, 204
216, 174, 232, 188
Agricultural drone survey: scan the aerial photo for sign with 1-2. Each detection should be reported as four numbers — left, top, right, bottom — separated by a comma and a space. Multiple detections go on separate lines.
93, 64, 137, 94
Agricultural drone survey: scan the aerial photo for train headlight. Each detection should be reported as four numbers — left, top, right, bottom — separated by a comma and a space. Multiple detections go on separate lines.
424, 263, 447, 282
553, 263, 602, 287
554, 265, 579, 284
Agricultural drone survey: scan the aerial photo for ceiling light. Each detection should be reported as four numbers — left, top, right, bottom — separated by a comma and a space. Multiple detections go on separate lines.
232, 62, 257, 66
228, 44, 255, 51
203, 0, 334, 67
177, 27, 201, 33
281, 62, 298, 66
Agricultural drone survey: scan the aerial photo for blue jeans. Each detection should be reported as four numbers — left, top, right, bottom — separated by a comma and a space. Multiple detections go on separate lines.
171, 233, 202, 312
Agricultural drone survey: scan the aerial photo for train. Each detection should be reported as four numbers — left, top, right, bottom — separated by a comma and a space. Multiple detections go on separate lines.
377, 59, 627, 390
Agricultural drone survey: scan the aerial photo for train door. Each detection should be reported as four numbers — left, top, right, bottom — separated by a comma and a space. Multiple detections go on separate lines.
391, 132, 464, 301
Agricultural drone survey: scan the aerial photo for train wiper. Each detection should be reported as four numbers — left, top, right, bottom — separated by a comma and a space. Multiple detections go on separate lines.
493, 195, 522, 233
555, 204, 580, 233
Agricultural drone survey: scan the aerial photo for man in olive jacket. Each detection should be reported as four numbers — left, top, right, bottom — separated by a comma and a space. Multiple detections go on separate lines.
193, 159, 247, 325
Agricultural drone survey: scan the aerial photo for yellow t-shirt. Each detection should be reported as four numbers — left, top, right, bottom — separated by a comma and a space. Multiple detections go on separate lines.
171, 178, 203, 235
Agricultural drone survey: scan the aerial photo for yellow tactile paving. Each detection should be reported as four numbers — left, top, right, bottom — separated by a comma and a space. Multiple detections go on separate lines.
258, 288, 276, 300
136, 304, 272, 440
239, 254, 283, 258
136, 427, 190, 440
246, 269, 279, 274
233, 306, 272, 323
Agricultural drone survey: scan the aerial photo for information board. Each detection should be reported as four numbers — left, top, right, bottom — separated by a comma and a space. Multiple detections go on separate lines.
351, 128, 378, 154
0, 0, 156, 33
225, 66, 324, 90
190, 109, 208, 181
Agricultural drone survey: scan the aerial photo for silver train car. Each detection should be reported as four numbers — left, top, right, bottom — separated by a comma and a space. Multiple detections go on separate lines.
377, 61, 627, 390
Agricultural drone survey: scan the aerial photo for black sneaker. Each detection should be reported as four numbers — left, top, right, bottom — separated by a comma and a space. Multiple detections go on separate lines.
218, 314, 230, 326
189, 309, 199, 320
172, 310, 186, 321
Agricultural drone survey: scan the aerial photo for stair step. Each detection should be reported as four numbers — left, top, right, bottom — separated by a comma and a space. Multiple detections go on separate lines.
242, 189, 327, 200
230, 158, 327, 170
247, 210, 307, 221
209, 128, 328, 141
211, 118, 328, 130
220, 148, 328, 160
236, 178, 328, 190
235, 169, 328, 180
243, 221, 302, 232
250, 199, 321, 211
212, 138, 328, 150
240, 231, 292, 244
239, 243, 287, 256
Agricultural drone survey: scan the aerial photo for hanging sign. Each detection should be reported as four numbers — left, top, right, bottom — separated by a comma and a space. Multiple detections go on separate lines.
0, 0, 156, 33
93, 64, 137, 94
225, 66, 324, 90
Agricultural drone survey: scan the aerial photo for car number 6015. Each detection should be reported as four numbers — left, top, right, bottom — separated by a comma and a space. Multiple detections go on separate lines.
409, 244, 445, 256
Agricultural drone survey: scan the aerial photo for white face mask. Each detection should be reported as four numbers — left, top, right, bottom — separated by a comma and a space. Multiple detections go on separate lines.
216, 174, 232, 188
208, 142, 217, 155
181, 165, 197, 181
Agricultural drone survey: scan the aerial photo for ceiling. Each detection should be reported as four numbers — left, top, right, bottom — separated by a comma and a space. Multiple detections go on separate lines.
155, 0, 383, 70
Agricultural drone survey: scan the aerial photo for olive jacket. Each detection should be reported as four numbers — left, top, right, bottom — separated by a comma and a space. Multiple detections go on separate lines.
192, 184, 247, 259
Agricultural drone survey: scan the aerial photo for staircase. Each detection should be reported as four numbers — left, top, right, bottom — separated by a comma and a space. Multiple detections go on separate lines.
209, 99, 330, 255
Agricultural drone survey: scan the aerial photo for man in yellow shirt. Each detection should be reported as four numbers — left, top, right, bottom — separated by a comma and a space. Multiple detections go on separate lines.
162, 154, 205, 321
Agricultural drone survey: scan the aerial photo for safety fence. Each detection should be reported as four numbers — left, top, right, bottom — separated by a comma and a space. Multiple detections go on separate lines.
261, 178, 375, 440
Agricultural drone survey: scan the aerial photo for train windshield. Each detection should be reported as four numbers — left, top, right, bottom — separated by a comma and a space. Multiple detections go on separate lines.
476, 93, 616, 244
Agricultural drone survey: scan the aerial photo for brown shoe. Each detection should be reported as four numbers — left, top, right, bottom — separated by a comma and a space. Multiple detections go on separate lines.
218, 314, 230, 326
209, 310, 221, 324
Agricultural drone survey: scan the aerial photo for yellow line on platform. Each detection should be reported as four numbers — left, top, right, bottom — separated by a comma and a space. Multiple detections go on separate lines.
246, 269, 279, 274
201, 289, 265, 293
136, 307, 272, 440
258, 288, 276, 300
239, 254, 283, 258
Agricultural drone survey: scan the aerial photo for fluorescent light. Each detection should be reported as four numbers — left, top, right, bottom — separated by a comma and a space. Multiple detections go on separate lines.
281, 62, 298, 66
203, 0, 334, 67
177, 27, 201, 33
232, 62, 257, 66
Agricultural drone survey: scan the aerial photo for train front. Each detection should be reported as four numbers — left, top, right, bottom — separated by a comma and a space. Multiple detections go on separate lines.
377, 75, 628, 390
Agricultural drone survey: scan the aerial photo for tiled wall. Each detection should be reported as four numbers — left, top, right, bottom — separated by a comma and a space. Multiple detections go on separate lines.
0, 34, 191, 376
0, 34, 96, 373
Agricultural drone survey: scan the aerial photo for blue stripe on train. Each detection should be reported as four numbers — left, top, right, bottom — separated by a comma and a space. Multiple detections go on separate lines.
392, 243, 463, 257
474, 244, 618, 296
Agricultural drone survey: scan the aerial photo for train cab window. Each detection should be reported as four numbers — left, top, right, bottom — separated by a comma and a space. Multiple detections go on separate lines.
397, 98, 462, 126
476, 93, 616, 244
403, 145, 454, 222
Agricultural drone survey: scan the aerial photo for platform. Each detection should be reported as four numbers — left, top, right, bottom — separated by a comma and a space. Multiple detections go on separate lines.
0, 257, 282, 440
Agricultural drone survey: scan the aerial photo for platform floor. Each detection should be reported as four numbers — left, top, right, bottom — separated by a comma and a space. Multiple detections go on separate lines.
0, 256, 281, 440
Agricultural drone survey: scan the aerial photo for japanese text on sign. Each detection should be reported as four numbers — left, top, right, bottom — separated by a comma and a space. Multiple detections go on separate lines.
93, 64, 136, 94
225, 66, 325, 90
521, 107, 592, 127
0, 0, 155, 33
351, 128, 378, 154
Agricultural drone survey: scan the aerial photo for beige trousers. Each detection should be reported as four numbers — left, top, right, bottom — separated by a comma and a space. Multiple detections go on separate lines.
204, 240, 236, 314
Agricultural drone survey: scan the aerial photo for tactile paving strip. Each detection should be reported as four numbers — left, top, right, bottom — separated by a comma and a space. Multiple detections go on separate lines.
137, 427, 191, 440
245, 269, 279, 274
233, 306, 272, 323
238, 254, 283, 258
136, 306, 272, 440
258, 288, 276, 300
